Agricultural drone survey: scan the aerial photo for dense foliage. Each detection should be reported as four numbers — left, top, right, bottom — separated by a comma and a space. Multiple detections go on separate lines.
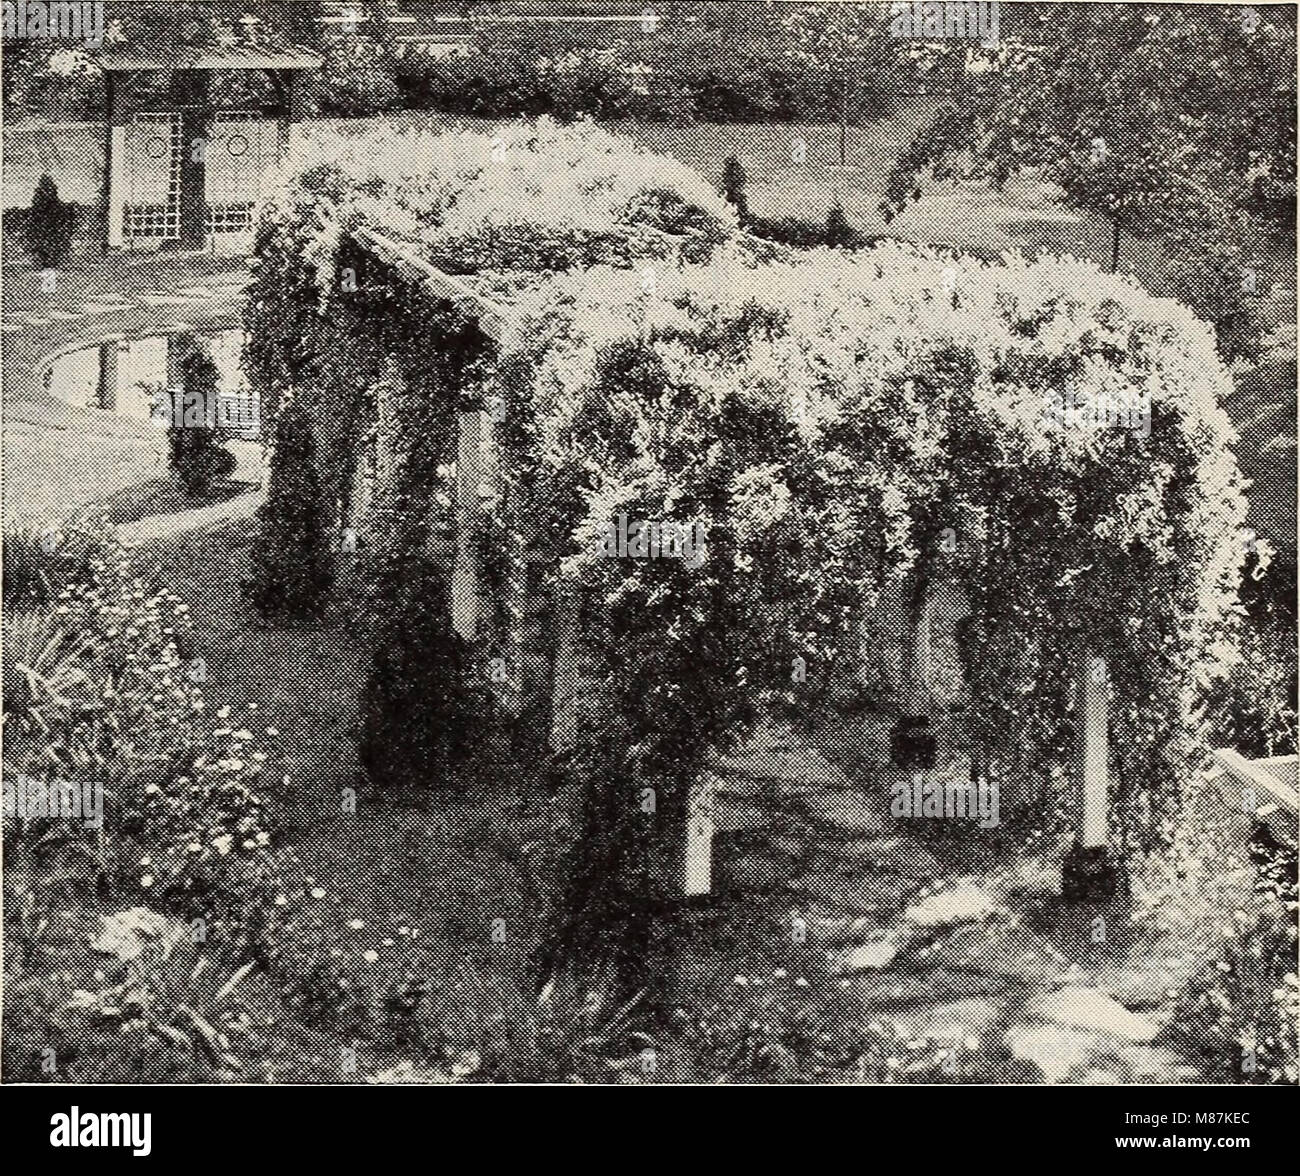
243, 118, 1251, 1002
243, 117, 750, 626
247, 397, 335, 621
483, 242, 1249, 988
265, 117, 741, 285
24, 175, 76, 269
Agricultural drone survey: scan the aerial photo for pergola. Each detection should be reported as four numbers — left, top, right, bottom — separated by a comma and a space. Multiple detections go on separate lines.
97, 43, 321, 252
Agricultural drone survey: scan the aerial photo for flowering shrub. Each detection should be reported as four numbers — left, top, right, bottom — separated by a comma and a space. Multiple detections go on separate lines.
1, 526, 295, 956
1173, 891, 1298, 1084
478, 241, 1249, 987
257, 117, 740, 300
3, 525, 200, 884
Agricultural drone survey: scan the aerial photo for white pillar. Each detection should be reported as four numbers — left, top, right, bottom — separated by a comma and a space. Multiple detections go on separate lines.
106, 125, 127, 248
452, 407, 491, 641
1080, 652, 1109, 849
682, 773, 715, 896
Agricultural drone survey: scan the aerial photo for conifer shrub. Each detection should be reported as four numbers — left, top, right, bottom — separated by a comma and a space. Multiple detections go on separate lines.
24, 174, 76, 268
248, 397, 335, 620
165, 337, 236, 498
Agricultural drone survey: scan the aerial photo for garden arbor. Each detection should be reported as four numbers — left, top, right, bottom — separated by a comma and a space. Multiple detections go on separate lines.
98, 43, 320, 252
243, 121, 1249, 991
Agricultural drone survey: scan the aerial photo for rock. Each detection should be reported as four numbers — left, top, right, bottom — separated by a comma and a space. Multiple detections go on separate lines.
908, 917, 1070, 983
91, 907, 188, 965
798, 870, 918, 915
1100, 966, 1181, 1012
836, 937, 900, 973
714, 773, 769, 799
1005, 1022, 1107, 1084
897, 998, 1002, 1043
1004, 1022, 1193, 1084
1024, 986, 1160, 1043
801, 792, 886, 836
904, 882, 998, 928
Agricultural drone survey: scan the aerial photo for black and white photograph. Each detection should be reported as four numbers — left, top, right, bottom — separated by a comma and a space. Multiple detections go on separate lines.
0, 0, 1296, 1117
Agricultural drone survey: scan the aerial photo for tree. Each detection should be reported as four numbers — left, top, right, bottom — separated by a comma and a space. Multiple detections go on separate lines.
248, 396, 335, 620
310, 2, 403, 117
782, 2, 898, 168
883, 4, 1296, 357
165, 337, 236, 498
24, 175, 76, 268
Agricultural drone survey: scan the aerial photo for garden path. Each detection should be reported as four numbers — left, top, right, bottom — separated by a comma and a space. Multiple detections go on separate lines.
694, 722, 1209, 1083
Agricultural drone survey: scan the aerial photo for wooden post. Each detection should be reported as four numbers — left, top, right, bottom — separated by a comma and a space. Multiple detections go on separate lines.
97, 340, 123, 409
173, 70, 212, 249
682, 773, 715, 897
104, 71, 128, 250
452, 407, 491, 641
1062, 649, 1122, 900
276, 69, 303, 160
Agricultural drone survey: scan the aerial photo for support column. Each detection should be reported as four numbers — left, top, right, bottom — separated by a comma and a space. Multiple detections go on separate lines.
889, 575, 938, 770
275, 69, 304, 160
1080, 652, 1109, 849
1063, 650, 1122, 900
451, 406, 491, 641
165, 332, 187, 389
104, 71, 128, 250
682, 773, 715, 898
97, 339, 122, 409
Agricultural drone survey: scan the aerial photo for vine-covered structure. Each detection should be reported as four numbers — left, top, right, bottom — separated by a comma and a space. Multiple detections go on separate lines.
243, 118, 1251, 995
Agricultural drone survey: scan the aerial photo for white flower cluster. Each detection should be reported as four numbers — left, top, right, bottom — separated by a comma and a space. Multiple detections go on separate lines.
260, 116, 740, 294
